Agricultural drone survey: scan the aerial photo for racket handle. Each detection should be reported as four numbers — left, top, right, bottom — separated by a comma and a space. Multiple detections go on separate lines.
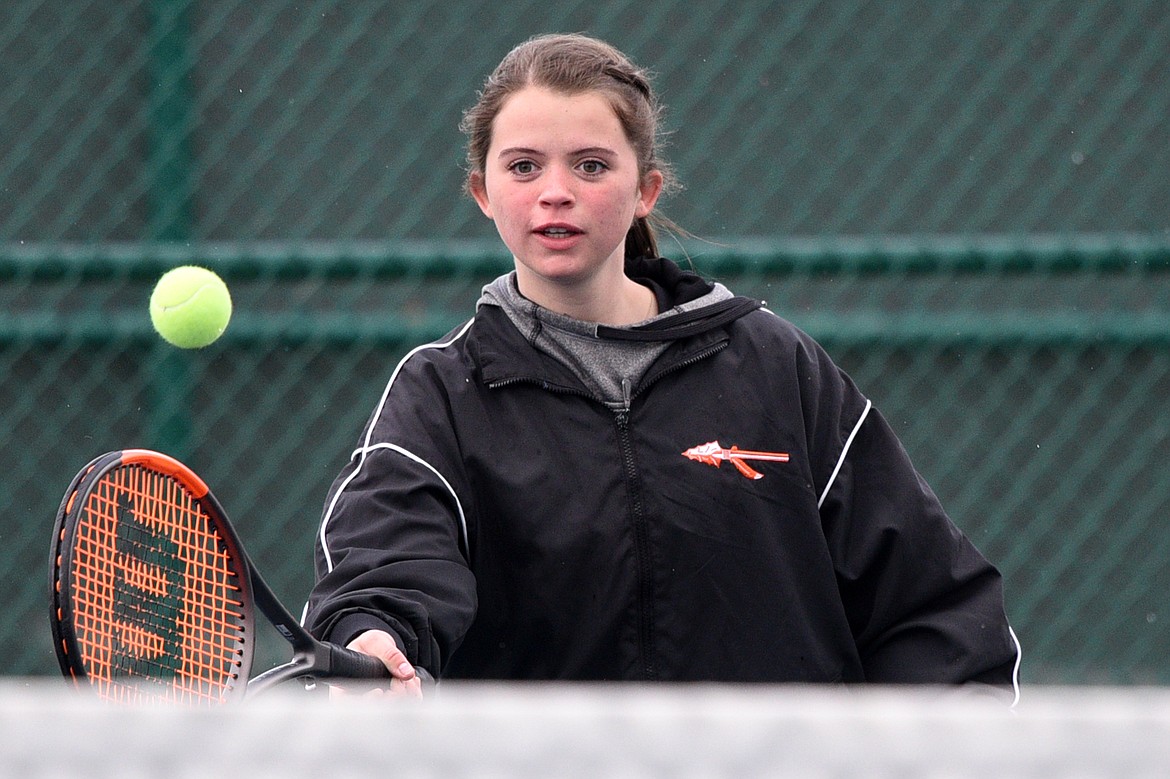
327, 643, 395, 679
326, 643, 435, 684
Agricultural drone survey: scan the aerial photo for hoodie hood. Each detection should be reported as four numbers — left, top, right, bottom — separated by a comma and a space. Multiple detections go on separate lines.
478, 255, 763, 343
474, 255, 764, 406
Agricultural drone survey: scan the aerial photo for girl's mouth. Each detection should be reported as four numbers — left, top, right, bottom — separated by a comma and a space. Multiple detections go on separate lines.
534, 223, 582, 237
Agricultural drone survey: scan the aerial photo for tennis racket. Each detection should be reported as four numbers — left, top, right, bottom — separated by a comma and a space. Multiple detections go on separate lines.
49, 448, 393, 705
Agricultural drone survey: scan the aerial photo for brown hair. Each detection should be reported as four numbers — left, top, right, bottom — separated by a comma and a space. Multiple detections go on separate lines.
460, 33, 680, 261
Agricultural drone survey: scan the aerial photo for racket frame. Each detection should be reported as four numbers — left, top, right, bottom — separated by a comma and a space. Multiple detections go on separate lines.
50, 449, 390, 703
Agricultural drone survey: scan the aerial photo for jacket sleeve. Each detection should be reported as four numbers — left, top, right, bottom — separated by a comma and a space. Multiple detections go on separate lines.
803, 338, 1019, 688
302, 366, 478, 678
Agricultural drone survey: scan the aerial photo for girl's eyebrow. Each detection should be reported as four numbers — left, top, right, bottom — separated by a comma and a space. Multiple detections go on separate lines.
496, 146, 618, 159
572, 146, 618, 157
496, 147, 542, 159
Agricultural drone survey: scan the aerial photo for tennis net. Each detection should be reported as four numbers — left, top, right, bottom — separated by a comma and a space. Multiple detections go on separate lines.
3, 681, 1169, 777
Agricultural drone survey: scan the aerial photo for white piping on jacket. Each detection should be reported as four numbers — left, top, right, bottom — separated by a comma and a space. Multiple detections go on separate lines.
317, 318, 475, 574
818, 398, 872, 509
815, 397, 1024, 703
1009, 625, 1023, 708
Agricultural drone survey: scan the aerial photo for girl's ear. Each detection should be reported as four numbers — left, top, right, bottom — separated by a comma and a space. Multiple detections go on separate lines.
469, 172, 493, 219
634, 170, 664, 218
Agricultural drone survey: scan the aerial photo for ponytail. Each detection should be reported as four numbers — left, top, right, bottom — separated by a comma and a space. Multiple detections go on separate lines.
625, 217, 658, 261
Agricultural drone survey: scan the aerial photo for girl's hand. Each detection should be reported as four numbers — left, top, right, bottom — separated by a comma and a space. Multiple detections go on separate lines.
330, 629, 425, 699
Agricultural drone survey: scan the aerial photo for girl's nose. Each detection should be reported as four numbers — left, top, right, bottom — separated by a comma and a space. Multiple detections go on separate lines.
538, 165, 575, 207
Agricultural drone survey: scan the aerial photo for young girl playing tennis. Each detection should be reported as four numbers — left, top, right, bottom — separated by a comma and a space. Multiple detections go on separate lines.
305, 33, 1020, 699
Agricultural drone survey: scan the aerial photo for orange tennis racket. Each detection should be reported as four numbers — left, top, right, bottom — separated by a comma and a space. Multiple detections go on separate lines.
49, 449, 391, 705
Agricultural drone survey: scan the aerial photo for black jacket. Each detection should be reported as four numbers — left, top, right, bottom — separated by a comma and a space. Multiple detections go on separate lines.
305, 257, 1019, 687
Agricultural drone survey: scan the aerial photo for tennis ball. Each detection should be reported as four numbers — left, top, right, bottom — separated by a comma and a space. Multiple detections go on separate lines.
149, 266, 232, 348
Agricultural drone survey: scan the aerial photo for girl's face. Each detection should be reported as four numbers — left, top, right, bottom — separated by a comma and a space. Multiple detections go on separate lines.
470, 86, 663, 295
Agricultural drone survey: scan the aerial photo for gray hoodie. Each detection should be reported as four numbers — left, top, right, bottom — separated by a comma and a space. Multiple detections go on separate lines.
478, 271, 734, 408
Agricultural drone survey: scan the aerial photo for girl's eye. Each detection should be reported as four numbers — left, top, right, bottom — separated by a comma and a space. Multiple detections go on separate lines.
508, 160, 537, 176
579, 159, 608, 175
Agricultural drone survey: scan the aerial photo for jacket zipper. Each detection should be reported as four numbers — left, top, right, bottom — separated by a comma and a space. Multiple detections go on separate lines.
489, 342, 728, 681
611, 346, 727, 680
615, 393, 658, 681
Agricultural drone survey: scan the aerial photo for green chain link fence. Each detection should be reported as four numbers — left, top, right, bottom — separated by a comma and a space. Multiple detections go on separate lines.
2, 1, 1169, 684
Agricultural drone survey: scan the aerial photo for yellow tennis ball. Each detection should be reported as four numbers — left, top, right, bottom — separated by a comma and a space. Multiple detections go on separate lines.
149, 266, 232, 348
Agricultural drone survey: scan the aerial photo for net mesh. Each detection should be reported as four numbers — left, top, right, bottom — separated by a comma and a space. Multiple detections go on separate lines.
2, 683, 1170, 777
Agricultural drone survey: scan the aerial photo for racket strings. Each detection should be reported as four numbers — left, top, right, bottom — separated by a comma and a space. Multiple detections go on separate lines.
67, 464, 249, 704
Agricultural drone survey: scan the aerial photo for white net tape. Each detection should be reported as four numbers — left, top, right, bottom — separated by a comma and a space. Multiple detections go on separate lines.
3, 682, 1169, 777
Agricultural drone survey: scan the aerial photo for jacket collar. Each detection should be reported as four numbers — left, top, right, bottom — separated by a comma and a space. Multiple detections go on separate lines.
470, 256, 760, 392
471, 304, 736, 393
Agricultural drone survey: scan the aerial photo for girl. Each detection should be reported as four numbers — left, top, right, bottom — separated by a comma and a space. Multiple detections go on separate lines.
304, 33, 1020, 699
